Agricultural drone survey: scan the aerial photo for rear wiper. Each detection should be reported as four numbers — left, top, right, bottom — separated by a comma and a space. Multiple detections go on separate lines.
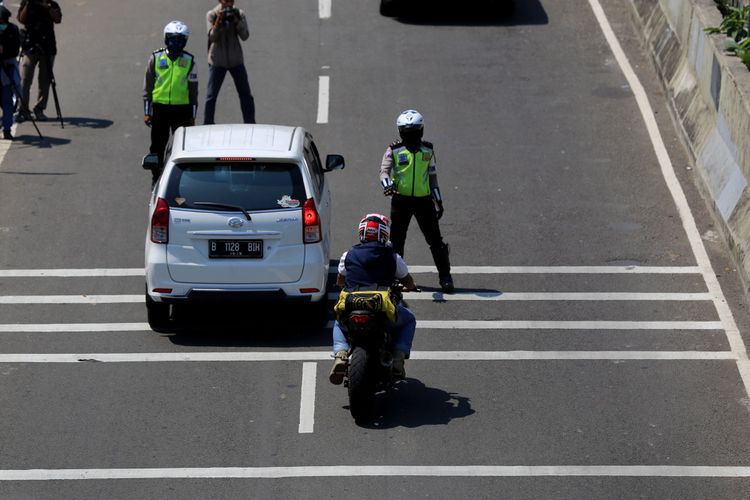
192, 201, 251, 221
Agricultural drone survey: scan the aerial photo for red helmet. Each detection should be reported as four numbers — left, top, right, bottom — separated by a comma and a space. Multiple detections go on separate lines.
358, 213, 391, 244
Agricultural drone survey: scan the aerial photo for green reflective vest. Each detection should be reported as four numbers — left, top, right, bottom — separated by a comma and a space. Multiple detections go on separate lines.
152, 51, 192, 105
392, 144, 432, 197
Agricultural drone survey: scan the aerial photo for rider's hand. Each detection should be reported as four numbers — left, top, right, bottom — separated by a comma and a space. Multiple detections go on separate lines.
435, 200, 444, 220
144, 115, 152, 127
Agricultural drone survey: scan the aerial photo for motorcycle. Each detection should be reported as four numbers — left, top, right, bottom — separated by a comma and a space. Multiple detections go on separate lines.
336, 284, 417, 422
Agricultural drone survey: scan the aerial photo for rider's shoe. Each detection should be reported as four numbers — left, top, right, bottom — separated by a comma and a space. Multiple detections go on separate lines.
392, 351, 406, 380
329, 350, 348, 385
439, 274, 455, 294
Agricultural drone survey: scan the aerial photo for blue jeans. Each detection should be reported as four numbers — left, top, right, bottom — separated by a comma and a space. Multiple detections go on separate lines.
203, 64, 255, 125
332, 304, 417, 356
1, 83, 13, 132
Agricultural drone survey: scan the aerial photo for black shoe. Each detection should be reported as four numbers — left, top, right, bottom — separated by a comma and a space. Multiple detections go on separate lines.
14, 111, 29, 123
3, 129, 12, 140
34, 110, 48, 122
439, 275, 454, 294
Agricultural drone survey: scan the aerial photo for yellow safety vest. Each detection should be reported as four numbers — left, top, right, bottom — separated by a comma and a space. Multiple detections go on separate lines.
152, 50, 192, 105
392, 144, 432, 197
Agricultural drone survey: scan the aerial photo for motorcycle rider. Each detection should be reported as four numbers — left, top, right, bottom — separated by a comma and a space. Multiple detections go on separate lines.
329, 213, 418, 385
380, 109, 454, 293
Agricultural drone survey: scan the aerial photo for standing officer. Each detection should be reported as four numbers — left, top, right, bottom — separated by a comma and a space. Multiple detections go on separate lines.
379, 109, 454, 293
143, 20, 198, 184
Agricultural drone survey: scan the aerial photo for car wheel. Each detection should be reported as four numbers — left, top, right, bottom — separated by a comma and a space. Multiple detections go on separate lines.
380, 0, 398, 16
146, 292, 171, 333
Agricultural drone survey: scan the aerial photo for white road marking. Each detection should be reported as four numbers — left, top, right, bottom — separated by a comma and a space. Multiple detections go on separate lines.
0, 268, 144, 277
0, 323, 149, 332
407, 266, 702, 274
0, 320, 723, 333
2, 292, 712, 304
316, 76, 330, 124
328, 292, 712, 302
298, 362, 317, 434
417, 320, 723, 330
319, 0, 331, 18
0, 351, 735, 363
0, 266, 701, 278
0, 295, 143, 304
588, 0, 750, 395
3, 465, 750, 480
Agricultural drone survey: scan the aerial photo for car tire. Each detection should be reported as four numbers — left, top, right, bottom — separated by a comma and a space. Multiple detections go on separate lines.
380, 0, 398, 16
146, 292, 171, 333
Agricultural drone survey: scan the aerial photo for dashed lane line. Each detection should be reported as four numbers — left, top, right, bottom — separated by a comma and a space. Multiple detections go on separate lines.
319, 0, 331, 18
298, 362, 317, 434
0, 351, 737, 363
316, 76, 329, 124
0, 320, 723, 333
3, 465, 750, 480
0, 266, 702, 277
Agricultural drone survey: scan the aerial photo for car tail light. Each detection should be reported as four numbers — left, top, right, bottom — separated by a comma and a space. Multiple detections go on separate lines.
302, 198, 321, 244
150, 198, 170, 244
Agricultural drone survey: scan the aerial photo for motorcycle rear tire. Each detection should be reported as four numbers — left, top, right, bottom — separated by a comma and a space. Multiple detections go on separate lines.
348, 346, 377, 422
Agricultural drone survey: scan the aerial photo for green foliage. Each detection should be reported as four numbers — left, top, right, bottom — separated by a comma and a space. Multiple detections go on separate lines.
707, 3, 750, 69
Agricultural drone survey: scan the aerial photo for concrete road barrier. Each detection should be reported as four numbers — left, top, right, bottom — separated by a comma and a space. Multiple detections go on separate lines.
630, 0, 750, 292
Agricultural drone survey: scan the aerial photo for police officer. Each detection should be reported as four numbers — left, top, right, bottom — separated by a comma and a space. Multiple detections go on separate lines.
379, 109, 454, 293
143, 20, 198, 183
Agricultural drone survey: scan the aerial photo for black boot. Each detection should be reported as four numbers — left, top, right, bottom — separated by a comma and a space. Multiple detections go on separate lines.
430, 243, 454, 294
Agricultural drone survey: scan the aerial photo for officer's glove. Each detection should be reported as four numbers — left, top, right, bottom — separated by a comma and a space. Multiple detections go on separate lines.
144, 115, 152, 127
435, 200, 444, 220
381, 178, 395, 196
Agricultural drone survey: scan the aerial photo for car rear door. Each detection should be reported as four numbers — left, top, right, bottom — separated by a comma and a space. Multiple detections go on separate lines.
163, 161, 308, 285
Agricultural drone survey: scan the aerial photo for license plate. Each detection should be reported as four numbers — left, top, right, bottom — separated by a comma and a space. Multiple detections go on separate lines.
209, 239, 263, 258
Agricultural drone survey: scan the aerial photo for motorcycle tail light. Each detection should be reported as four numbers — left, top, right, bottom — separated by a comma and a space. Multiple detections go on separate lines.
349, 314, 372, 324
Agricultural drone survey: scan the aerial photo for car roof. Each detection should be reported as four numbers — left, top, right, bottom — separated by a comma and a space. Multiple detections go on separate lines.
170, 124, 306, 160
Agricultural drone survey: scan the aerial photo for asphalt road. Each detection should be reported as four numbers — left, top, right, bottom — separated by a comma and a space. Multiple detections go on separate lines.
1, 0, 750, 498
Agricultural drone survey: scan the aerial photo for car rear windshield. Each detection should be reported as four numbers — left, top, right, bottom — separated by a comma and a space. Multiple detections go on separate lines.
165, 162, 307, 212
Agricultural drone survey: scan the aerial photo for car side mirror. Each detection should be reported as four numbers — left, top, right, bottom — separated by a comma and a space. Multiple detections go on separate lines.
324, 154, 345, 171
142, 153, 162, 171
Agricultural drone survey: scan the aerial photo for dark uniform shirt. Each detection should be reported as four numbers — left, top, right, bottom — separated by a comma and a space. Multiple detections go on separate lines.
18, 0, 61, 56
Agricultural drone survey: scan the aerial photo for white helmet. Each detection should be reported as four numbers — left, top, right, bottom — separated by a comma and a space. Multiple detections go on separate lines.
396, 109, 424, 131
164, 20, 190, 38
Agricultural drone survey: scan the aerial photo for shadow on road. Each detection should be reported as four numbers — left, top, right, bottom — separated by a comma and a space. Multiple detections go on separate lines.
354, 378, 475, 428
166, 302, 332, 348
64, 116, 114, 129
11, 134, 70, 148
388, 0, 548, 26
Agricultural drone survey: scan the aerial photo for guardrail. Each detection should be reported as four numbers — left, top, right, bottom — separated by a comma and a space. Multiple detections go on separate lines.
630, 0, 750, 295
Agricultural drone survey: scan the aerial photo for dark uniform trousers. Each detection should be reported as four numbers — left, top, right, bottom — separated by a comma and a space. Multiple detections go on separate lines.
390, 193, 451, 277
150, 103, 193, 179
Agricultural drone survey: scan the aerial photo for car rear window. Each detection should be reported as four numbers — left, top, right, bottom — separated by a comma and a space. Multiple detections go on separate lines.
165, 162, 307, 211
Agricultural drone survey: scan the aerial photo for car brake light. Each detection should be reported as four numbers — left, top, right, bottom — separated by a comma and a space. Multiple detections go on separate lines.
302, 198, 321, 244
151, 197, 170, 244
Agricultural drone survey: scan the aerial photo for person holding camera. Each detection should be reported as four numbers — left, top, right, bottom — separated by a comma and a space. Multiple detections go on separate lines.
0, 6, 20, 139
15, 0, 60, 123
204, 0, 255, 125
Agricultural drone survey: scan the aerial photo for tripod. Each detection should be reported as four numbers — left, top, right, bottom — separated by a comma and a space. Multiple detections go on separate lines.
1, 60, 43, 139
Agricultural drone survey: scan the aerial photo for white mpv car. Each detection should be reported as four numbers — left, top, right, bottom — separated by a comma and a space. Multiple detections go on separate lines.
144, 124, 345, 331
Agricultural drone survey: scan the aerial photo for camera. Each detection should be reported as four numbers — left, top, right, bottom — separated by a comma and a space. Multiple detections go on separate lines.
221, 7, 239, 23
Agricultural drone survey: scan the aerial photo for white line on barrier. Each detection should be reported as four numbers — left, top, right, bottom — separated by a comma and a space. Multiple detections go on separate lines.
0, 320, 723, 333
328, 292, 713, 302
0, 351, 735, 363
298, 362, 317, 434
3, 465, 750, 480
588, 0, 750, 397
319, 0, 331, 18
316, 76, 330, 124
0, 266, 702, 278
